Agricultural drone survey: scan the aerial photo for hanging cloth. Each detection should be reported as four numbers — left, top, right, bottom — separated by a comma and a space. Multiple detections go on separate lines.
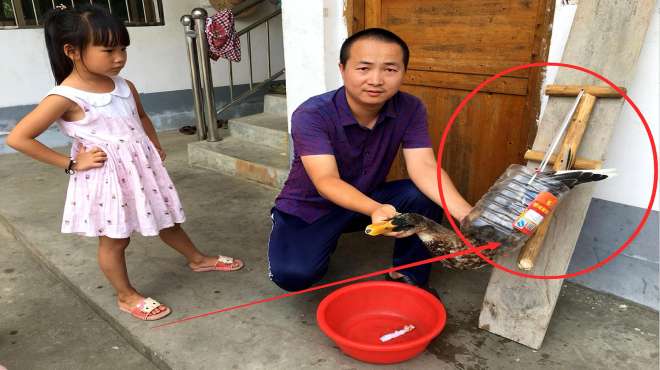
205, 9, 241, 62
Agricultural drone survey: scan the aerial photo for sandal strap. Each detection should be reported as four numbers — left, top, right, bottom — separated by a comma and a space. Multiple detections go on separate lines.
218, 255, 234, 264
137, 297, 162, 314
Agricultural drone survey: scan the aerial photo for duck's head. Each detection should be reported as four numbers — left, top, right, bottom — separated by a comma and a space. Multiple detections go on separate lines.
364, 213, 433, 237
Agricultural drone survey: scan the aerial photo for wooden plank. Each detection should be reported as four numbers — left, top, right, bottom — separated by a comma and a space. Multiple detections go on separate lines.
517, 93, 598, 270
344, 0, 365, 35
479, 0, 656, 349
408, 56, 531, 78
545, 84, 627, 97
524, 150, 602, 170
345, 0, 355, 35
364, 0, 381, 28
381, 0, 541, 77
404, 70, 529, 95
522, 0, 555, 149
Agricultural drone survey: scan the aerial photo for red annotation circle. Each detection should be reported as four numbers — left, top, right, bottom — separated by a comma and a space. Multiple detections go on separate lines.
436, 62, 658, 280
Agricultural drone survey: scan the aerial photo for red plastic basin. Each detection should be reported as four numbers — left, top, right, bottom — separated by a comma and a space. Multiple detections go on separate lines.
316, 281, 446, 364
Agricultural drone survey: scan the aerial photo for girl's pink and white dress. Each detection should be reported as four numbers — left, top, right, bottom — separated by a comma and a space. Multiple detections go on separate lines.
48, 76, 185, 238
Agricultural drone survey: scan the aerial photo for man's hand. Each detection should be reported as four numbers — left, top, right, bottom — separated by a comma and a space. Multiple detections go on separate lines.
370, 204, 406, 238
403, 147, 472, 222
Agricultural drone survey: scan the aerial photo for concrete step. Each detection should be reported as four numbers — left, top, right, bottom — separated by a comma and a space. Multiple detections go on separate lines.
228, 112, 288, 150
264, 93, 287, 116
188, 136, 289, 188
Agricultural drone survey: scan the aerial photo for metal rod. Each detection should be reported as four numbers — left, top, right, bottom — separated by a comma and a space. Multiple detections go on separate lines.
266, 20, 271, 77
30, 0, 38, 25
156, 0, 164, 23
237, 9, 281, 37
228, 61, 234, 101
232, 0, 265, 17
124, 0, 132, 22
181, 14, 207, 140
191, 8, 220, 142
528, 89, 585, 185
10, 0, 18, 26
247, 32, 253, 90
141, 0, 147, 22
217, 68, 285, 116
107, 0, 112, 14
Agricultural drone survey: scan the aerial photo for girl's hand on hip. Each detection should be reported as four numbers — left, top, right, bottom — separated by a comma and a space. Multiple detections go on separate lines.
75, 146, 107, 171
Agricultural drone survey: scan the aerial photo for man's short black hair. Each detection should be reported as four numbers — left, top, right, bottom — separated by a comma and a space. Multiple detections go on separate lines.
339, 28, 409, 69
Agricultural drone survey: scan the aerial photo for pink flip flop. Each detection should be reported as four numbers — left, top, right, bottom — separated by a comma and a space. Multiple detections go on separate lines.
191, 255, 244, 272
119, 297, 171, 321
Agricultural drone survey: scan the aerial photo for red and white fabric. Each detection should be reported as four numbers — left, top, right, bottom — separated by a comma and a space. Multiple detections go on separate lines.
205, 9, 241, 62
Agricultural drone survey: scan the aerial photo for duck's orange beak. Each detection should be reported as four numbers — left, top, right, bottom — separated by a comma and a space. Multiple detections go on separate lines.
365, 220, 396, 236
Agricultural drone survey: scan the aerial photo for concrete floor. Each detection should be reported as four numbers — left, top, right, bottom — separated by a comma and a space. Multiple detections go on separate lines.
0, 221, 158, 370
0, 131, 657, 370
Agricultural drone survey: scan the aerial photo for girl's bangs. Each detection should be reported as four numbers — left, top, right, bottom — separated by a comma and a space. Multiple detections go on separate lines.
89, 16, 130, 47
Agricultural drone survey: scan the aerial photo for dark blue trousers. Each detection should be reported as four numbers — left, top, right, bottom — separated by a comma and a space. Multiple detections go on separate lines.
268, 179, 443, 291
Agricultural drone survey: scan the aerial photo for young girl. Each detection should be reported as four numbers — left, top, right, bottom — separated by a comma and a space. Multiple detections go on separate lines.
7, 4, 243, 321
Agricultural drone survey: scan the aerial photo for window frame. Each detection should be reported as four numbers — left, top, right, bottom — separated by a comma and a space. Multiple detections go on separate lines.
0, 0, 165, 29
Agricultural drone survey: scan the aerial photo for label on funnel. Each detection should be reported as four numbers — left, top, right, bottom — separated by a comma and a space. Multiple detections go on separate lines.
513, 192, 558, 235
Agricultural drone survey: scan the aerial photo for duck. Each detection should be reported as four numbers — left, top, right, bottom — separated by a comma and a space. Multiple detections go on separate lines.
364, 167, 615, 270
365, 213, 497, 270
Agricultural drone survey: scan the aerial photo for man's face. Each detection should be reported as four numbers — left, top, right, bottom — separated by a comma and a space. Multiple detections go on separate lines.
340, 38, 405, 109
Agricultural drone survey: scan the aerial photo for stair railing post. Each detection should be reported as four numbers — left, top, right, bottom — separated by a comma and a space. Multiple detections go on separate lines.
191, 8, 221, 142
181, 14, 207, 140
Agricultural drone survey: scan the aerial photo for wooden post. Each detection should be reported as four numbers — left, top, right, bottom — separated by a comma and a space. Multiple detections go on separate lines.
364, 0, 381, 28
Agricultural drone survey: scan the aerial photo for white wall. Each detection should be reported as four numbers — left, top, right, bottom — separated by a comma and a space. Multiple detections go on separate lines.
543, 0, 659, 211
281, 0, 346, 126
592, 7, 659, 211
0, 0, 284, 108
323, 0, 347, 91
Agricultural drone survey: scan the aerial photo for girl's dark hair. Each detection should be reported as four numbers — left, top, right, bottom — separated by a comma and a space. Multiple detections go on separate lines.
43, 4, 130, 84
339, 28, 409, 69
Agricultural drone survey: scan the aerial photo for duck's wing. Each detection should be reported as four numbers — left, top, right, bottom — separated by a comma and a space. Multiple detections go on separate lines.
541, 168, 616, 189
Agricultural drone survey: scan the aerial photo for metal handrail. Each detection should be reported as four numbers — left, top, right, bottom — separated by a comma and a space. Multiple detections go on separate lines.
191, 8, 221, 141
237, 9, 281, 36
180, 14, 206, 140
217, 69, 285, 117
232, 0, 267, 17
181, 3, 284, 142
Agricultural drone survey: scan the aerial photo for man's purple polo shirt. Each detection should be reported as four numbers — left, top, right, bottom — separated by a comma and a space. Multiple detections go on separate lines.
274, 86, 432, 223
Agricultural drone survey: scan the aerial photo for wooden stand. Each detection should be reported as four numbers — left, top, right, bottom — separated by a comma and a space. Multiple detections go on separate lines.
516, 85, 624, 271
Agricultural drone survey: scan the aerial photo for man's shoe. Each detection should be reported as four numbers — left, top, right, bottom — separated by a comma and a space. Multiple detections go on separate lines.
384, 273, 441, 300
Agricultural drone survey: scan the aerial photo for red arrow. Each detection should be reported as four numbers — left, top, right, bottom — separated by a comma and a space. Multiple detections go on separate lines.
153, 241, 501, 329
